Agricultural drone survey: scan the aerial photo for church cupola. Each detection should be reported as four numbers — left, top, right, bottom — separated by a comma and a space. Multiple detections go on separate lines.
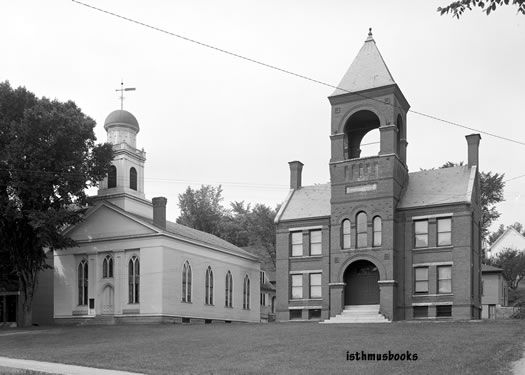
329, 29, 410, 165
98, 109, 146, 200
104, 109, 140, 148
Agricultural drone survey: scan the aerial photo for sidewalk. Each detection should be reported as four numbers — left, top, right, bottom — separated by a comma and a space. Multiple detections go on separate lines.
0, 356, 146, 375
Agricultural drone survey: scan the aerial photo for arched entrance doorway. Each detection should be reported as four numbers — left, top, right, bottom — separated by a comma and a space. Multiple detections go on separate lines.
343, 260, 380, 305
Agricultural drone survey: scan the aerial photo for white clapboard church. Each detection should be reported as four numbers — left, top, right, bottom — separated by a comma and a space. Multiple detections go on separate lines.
53, 109, 260, 324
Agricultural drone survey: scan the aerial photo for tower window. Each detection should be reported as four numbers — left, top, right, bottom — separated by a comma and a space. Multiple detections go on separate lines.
373, 216, 382, 247
356, 212, 367, 248
342, 219, 351, 249
129, 167, 137, 190
108, 166, 117, 188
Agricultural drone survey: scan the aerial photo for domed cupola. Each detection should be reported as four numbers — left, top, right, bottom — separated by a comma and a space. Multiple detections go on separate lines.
104, 109, 140, 148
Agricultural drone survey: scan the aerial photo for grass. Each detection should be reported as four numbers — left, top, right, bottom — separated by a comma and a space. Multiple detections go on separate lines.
0, 320, 523, 375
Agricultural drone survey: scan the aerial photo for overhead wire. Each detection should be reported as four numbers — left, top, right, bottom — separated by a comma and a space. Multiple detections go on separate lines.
70, 0, 525, 147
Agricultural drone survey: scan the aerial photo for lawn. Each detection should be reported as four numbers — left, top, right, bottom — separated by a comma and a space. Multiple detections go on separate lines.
0, 320, 523, 375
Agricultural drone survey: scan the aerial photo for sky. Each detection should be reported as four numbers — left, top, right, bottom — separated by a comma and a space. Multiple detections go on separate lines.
1, 0, 524, 230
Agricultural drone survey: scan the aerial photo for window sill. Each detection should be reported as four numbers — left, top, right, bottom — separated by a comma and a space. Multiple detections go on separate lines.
412, 294, 453, 298
289, 255, 323, 260
289, 298, 322, 302
204, 304, 215, 307
340, 247, 381, 252
412, 246, 453, 252
181, 301, 192, 304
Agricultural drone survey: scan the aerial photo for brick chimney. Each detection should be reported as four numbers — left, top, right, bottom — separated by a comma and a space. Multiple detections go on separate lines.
288, 161, 304, 190
465, 134, 481, 168
152, 197, 167, 230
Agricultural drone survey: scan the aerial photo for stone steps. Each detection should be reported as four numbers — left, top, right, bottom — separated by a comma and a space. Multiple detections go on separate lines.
320, 304, 390, 324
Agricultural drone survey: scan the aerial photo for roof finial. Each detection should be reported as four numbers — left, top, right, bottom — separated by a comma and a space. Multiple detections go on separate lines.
115, 80, 136, 111
365, 27, 374, 42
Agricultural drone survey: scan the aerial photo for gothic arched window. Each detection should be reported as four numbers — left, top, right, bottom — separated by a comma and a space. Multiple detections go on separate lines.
342, 219, 351, 249
373, 216, 382, 247
129, 167, 137, 191
205, 266, 214, 305
243, 275, 250, 310
78, 259, 88, 306
108, 165, 117, 188
356, 212, 368, 248
102, 255, 113, 278
182, 261, 192, 303
128, 256, 140, 304
225, 271, 233, 308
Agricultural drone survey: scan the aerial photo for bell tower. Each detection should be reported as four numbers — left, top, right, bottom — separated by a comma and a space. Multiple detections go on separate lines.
328, 29, 410, 320
96, 109, 152, 218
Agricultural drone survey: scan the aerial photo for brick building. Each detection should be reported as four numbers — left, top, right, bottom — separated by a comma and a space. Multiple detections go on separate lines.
274, 30, 482, 322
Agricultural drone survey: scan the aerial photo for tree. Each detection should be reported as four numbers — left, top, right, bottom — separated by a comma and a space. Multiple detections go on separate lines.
176, 185, 225, 236
176, 186, 279, 264
0, 81, 114, 327
438, 0, 525, 17
486, 248, 525, 291
440, 162, 504, 241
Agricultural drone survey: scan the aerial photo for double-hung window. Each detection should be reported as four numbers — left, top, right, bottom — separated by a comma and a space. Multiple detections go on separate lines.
437, 218, 452, 246
414, 220, 428, 248
309, 273, 322, 298
291, 274, 303, 299
414, 267, 428, 294
291, 232, 303, 256
437, 266, 452, 294
309, 230, 322, 255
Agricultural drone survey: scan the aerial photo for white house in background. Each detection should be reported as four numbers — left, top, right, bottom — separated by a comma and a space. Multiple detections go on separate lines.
53, 109, 260, 324
481, 264, 508, 319
487, 227, 525, 258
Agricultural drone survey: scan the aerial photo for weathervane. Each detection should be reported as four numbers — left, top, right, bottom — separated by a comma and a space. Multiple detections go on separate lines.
115, 80, 136, 110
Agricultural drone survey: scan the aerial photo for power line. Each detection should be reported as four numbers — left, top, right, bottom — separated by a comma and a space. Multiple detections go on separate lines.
71, 0, 525, 147
0, 168, 289, 190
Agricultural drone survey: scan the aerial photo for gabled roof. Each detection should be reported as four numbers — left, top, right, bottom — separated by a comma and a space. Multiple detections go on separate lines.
129, 213, 258, 260
275, 184, 331, 223
330, 31, 396, 97
275, 166, 476, 222
67, 201, 258, 261
398, 165, 476, 209
482, 264, 503, 273
488, 226, 525, 254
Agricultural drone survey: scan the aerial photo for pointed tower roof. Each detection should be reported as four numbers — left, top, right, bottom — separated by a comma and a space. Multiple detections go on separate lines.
330, 29, 396, 97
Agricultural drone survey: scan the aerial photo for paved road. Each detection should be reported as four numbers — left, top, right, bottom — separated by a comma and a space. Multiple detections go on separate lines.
0, 356, 145, 375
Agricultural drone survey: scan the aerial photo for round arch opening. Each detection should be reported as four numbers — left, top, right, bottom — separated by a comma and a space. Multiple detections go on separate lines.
343, 259, 380, 305
343, 110, 380, 159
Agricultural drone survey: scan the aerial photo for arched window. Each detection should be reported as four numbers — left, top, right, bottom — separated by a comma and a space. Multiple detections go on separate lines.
102, 255, 113, 278
128, 256, 139, 304
129, 167, 137, 191
108, 165, 117, 188
205, 266, 214, 305
182, 261, 192, 303
78, 259, 88, 306
342, 219, 351, 249
225, 271, 233, 308
243, 275, 250, 310
356, 212, 368, 248
373, 216, 382, 247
